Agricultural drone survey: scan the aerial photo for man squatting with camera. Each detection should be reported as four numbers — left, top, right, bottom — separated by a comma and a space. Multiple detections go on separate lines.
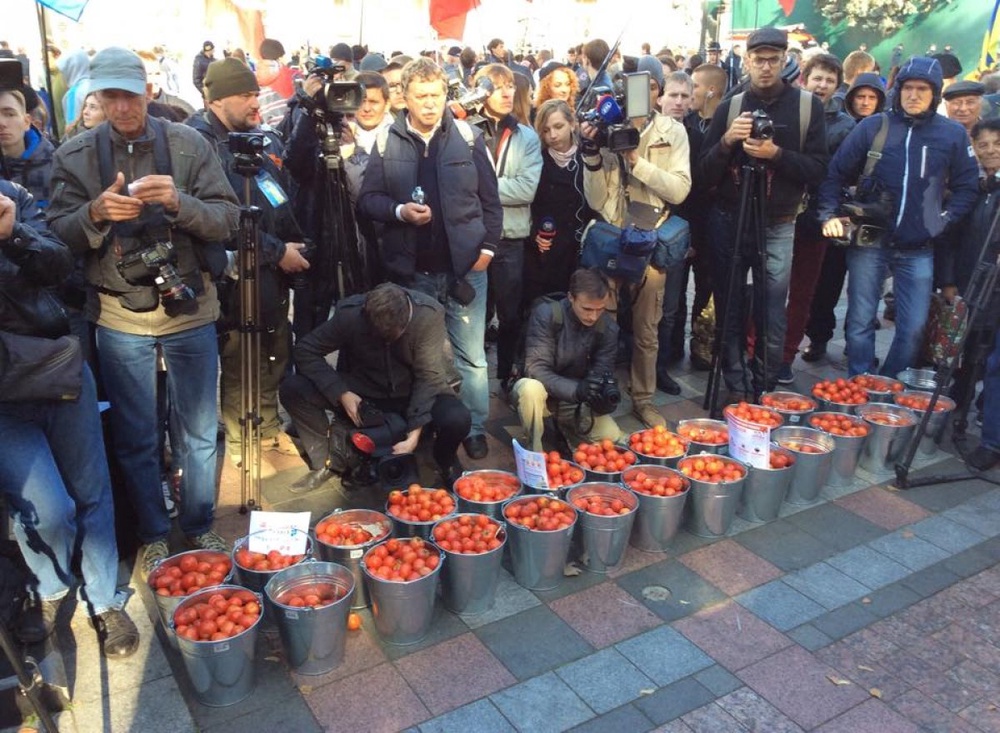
698, 27, 829, 403
186, 58, 311, 480
579, 55, 691, 430
818, 55, 980, 379
512, 268, 623, 452
48, 47, 240, 575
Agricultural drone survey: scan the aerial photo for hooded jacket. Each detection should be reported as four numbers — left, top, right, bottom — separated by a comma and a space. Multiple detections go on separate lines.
844, 73, 886, 121
817, 57, 980, 250
2, 126, 56, 210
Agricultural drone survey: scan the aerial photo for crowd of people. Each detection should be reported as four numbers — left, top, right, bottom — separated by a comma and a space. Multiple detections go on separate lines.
1, 27, 998, 663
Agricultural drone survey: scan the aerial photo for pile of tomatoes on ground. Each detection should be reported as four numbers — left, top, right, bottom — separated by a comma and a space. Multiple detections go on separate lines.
173, 588, 260, 642
363, 537, 441, 582
572, 440, 637, 473
503, 496, 576, 531
150, 551, 231, 597
432, 515, 504, 554
386, 485, 456, 523
452, 471, 521, 503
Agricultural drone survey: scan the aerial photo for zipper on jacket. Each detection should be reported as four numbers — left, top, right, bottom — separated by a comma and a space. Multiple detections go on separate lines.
127, 141, 135, 182
920, 146, 927, 178
894, 127, 913, 230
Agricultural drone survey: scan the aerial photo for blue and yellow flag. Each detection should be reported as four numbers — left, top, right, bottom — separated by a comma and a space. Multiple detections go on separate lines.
37, 0, 89, 22
977, 0, 1000, 77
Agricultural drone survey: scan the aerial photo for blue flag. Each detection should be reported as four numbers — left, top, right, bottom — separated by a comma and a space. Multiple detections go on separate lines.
37, 0, 89, 22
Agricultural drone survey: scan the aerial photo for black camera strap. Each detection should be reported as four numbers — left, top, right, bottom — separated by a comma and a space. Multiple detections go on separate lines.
861, 113, 890, 180
95, 116, 173, 190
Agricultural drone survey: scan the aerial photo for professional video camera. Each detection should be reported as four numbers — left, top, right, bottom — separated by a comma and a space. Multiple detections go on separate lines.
583, 371, 622, 416
444, 75, 493, 129
330, 401, 419, 490
834, 178, 895, 248
302, 56, 365, 124
577, 71, 651, 153
116, 238, 196, 312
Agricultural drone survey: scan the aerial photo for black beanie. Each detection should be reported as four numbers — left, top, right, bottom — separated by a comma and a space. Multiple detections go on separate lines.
204, 58, 259, 102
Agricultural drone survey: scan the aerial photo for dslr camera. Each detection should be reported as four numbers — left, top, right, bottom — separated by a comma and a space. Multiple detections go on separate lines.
577, 71, 651, 153
833, 177, 895, 248
749, 109, 775, 140
116, 238, 196, 313
584, 371, 622, 416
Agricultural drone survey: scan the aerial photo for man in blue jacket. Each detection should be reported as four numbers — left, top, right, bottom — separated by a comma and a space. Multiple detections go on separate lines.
358, 58, 503, 461
818, 56, 980, 378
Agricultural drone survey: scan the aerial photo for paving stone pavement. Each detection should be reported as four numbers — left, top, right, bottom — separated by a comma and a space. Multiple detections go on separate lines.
6, 316, 1000, 733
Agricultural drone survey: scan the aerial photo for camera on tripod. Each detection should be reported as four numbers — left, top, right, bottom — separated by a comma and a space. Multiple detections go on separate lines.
749, 109, 775, 140
305, 56, 365, 118
834, 178, 895, 248
577, 71, 651, 153
116, 238, 196, 310
584, 371, 622, 416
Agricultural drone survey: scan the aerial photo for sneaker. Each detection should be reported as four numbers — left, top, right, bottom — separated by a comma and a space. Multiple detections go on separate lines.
90, 609, 140, 659
15, 596, 62, 644
187, 530, 229, 553
140, 539, 170, 577
632, 402, 666, 429
776, 363, 794, 385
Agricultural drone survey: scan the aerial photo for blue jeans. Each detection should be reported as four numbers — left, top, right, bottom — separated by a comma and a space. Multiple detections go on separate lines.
0, 364, 123, 613
845, 248, 933, 378
981, 331, 1000, 451
406, 270, 489, 436
708, 206, 795, 392
97, 323, 219, 543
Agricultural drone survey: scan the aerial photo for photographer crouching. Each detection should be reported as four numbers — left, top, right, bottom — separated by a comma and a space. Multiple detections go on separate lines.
512, 268, 623, 452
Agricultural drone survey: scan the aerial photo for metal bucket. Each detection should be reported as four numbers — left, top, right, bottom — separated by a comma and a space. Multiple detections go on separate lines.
386, 489, 458, 539
621, 465, 690, 552
857, 403, 918, 473
566, 483, 638, 573
502, 497, 578, 591
627, 430, 688, 467
171, 585, 261, 707
772, 427, 835, 504
523, 460, 585, 498
431, 514, 507, 614
361, 540, 443, 645
897, 368, 952, 393
682, 454, 748, 537
761, 391, 818, 426
853, 374, 905, 404
232, 534, 313, 593
806, 412, 868, 488
676, 419, 730, 455
264, 561, 354, 676
453, 469, 523, 520
814, 395, 863, 415
148, 550, 233, 649
312, 509, 392, 610
739, 446, 795, 522
894, 391, 956, 456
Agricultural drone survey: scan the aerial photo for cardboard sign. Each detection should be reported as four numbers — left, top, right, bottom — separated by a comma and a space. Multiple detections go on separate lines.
248, 510, 311, 555
513, 439, 549, 490
726, 412, 771, 469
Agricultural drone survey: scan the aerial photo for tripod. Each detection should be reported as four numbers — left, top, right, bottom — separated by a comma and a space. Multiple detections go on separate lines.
704, 159, 770, 417
232, 138, 265, 513
895, 194, 1000, 489
0, 622, 58, 732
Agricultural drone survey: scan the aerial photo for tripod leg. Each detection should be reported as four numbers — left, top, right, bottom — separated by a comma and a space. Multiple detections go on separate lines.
705, 216, 747, 415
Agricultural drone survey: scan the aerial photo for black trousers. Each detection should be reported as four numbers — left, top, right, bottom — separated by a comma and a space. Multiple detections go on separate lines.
487, 239, 525, 381
805, 245, 848, 346
279, 374, 470, 471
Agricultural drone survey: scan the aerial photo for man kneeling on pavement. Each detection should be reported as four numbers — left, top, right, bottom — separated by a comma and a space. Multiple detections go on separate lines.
280, 283, 471, 493
512, 268, 624, 452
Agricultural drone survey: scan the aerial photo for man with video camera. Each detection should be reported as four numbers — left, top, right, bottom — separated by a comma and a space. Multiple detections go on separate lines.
818, 56, 980, 378
579, 52, 691, 428
280, 282, 471, 492
698, 27, 828, 401
186, 58, 310, 478
512, 268, 622, 452
48, 48, 240, 574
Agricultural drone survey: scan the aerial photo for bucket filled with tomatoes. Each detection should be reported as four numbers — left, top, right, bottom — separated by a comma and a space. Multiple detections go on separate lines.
857, 403, 918, 473
313, 509, 392, 609
453, 470, 522, 520
148, 550, 233, 646
361, 537, 444, 645
723, 402, 785, 431
621, 465, 690, 552
573, 440, 637, 483
502, 495, 578, 591
431, 514, 506, 614
677, 419, 730, 455
627, 426, 689, 467
566, 483, 638, 573
385, 485, 457, 539
232, 534, 312, 593
738, 446, 795, 523
170, 584, 262, 707
761, 391, 818, 426
525, 453, 586, 497
264, 561, 355, 675
678, 454, 748, 537
852, 373, 905, 404
772, 426, 835, 504
811, 378, 868, 414
807, 412, 870, 487
893, 391, 955, 456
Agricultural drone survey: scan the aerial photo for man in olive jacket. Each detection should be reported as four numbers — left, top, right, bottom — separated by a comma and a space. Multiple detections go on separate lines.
47, 47, 239, 575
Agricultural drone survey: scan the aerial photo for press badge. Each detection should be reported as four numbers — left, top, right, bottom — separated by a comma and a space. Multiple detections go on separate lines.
256, 171, 289, 207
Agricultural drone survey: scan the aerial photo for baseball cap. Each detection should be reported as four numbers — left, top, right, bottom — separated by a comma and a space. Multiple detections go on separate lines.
89, 46, 147, 96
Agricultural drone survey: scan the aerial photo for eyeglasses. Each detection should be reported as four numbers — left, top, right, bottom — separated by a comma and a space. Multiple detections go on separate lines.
749, 55, 784, 69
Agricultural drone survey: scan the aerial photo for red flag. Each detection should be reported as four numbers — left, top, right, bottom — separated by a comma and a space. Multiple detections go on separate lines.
430, 0, 477, 40
778, 0, 796, 16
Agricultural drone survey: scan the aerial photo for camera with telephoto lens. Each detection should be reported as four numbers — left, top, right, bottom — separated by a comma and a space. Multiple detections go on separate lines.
833, 177, 895, 248
749, 109, 775, 140
577, 71, 652, 154
585, 371, 622, 416
116, 239, 196, 312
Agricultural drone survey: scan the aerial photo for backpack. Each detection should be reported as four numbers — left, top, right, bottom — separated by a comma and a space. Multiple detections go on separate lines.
725, 89, 813, 151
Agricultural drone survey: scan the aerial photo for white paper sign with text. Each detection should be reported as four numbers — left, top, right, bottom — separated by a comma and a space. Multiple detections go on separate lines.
248, 511, 311, 555
725, 413, 771, 469
513, 439, 550, 490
